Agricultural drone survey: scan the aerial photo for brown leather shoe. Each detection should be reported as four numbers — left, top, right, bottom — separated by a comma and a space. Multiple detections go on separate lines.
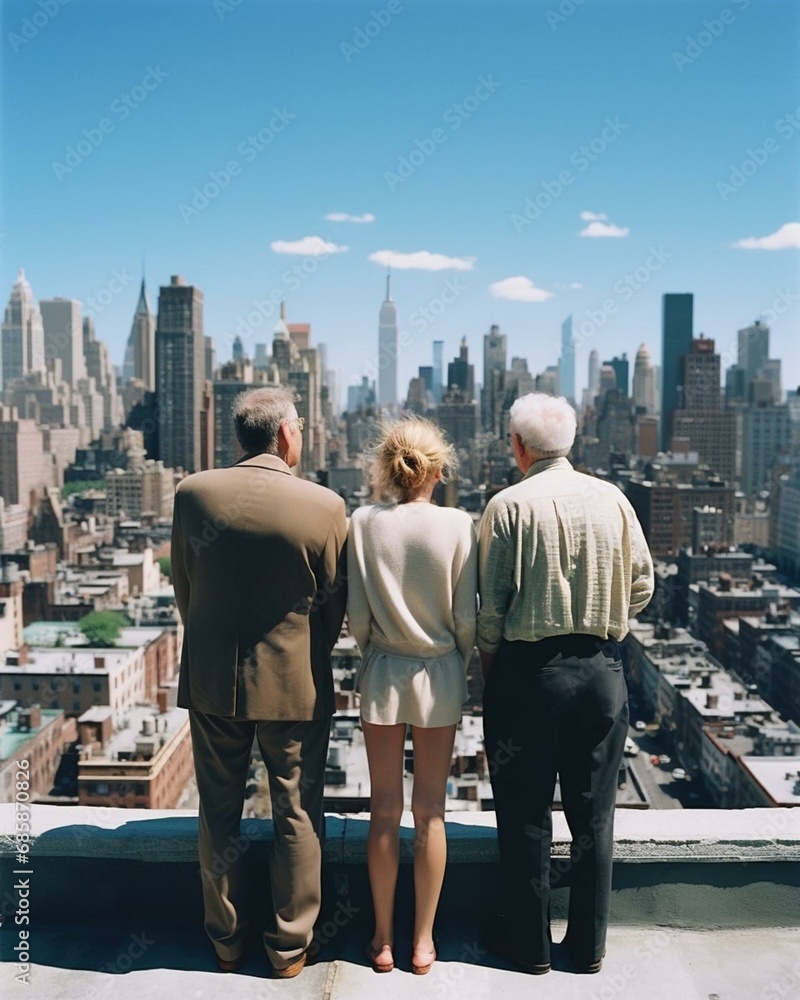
272, 951, 308, 979
216, 954, 244, 973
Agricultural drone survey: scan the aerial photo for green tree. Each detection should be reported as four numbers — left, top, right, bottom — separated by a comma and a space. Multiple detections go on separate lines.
61, 480, 103, 499
158, 556, 172, 582
78, 611, 128, 647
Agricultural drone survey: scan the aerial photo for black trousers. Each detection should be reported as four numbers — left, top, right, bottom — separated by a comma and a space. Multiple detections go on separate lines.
483, 634, 629, 966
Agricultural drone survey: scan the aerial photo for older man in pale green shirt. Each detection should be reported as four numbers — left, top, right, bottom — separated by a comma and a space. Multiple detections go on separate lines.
478, 393, 653, 977
477, 455, 654, 660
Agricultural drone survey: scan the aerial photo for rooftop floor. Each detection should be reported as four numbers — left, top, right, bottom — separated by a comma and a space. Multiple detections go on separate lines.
3, 921, 799, 1000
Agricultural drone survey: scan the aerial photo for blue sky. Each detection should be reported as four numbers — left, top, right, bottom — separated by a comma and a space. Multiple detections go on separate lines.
2, 0, 799, 400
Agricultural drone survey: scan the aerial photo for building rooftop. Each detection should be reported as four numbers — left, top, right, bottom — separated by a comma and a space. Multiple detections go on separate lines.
0, 706, 63, 762
116, 626, 169, 647
88, 705, 188, 762
740, 756, 800, 806
678, 675, 771, 719
768, 633, 800, 655
110, 552, 146, 567
694, 580, 800, 600
0, 647, 134, 675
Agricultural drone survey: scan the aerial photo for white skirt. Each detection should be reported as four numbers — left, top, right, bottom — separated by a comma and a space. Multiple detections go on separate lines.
355, 643, 468, 727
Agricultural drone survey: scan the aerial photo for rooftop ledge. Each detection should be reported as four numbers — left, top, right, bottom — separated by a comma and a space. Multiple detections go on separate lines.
2, 805, 799, 929
2, 808, 800, 999
2, 804, 799, 865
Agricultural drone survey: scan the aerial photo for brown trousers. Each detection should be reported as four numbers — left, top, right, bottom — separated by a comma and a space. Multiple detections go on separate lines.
189, 711, 329, 970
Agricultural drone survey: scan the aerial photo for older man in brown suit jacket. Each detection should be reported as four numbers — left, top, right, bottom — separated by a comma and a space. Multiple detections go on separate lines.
171, 386, 347, 978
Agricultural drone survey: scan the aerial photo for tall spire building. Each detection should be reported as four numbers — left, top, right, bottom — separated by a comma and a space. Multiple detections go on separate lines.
124, 278, 156, 389
378, 269, 398, 409
1, 269, 45, 388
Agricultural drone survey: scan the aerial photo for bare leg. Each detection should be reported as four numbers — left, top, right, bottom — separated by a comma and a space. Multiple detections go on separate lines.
410, 724, 456, 966
362, 720, 406, 970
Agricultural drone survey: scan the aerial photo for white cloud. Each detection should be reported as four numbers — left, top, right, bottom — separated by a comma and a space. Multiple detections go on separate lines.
580, 210, 608, 221
270, 236, 349, 255
368, 249, 476, 271
579, 221, 630, 238
489, 276, 554, 302
325, 212, 376, 224
555, 281, 583, 291
731, 222, 800, 250
570, 281, 583, 289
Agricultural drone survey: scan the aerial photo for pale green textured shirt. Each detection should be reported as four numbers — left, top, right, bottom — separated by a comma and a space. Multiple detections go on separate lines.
477, 457, 654, 653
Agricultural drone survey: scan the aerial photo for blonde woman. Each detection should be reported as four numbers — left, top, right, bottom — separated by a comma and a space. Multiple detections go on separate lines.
347, 419, 477, 975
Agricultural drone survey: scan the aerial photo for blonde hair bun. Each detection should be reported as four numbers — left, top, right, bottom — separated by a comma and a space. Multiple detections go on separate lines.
372, 418, 457, 502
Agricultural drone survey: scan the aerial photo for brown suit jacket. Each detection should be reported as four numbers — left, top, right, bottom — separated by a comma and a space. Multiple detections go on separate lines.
171, 453, 347, 720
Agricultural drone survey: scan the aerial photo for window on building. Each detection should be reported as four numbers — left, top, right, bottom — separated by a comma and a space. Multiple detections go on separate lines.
95, 782, 109, 795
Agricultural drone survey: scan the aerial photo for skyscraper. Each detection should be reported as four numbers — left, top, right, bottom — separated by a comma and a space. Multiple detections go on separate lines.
40, 297, 86, 387
482, 324, 507, 434
558, 315, 575, 404
632, 343, 657, 414
681, 336, 721, 410
447, 337, 475, 400
603, 354, 629, 396
205, 336, 217, 382
439, 339, 477, 448
735, 321, 781, 404
155, 275, 205, 473
432, 340, 444, 404
0, 405, 51, 509
661, 293, 693, 449
1, 269, 45, 388
741, 404, 791, 495
671, 337, 737, 484
83, 316, 122, 430
738, 321, 769, 384
124, 279, 156, 390
377, 271, 398, 409
584, 349, 600, 409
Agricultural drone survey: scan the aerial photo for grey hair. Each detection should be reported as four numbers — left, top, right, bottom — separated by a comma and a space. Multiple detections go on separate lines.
509, 392, 576, 457
232, 386, 297, 455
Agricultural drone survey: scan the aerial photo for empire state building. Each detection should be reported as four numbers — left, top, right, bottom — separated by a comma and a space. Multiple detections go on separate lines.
378, 271, 398, 408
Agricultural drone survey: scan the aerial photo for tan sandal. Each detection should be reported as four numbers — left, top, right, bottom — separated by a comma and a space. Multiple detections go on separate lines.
411, 941, 437, 975
364, 941, 394, 973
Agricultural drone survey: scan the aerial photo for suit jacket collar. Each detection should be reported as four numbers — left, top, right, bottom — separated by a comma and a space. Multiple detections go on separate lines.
234, 452, 293, 475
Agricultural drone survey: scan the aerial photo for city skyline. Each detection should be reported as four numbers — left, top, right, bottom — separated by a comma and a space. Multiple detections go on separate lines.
2, 0, 798, 394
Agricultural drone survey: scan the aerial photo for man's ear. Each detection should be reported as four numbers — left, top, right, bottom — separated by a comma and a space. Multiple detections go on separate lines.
276, 421, 290, 459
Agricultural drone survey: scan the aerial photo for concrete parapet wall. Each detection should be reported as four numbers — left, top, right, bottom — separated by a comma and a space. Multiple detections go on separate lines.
2, 806, 798, 928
